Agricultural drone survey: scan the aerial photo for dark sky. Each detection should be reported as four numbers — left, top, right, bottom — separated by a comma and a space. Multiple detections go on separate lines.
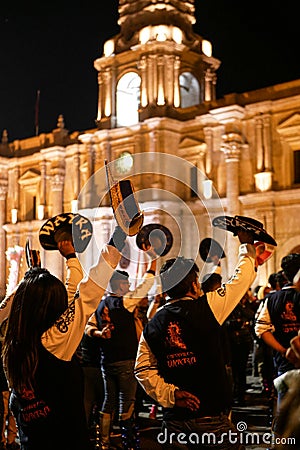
1, 0, 299, 142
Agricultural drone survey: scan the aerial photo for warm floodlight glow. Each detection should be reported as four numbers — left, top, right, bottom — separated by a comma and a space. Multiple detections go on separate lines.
172, 27, 182, 44
255, 171, 272, 192
202, 179, 213, 199
104, 39, 115, 57
11, 208, 18, 224
37, 204, 44, 220
116, 152, 133, 174
156, 25, 168, 41
105, 96, 111, 117
202, 40, 212, 57
139, 27, 151, 44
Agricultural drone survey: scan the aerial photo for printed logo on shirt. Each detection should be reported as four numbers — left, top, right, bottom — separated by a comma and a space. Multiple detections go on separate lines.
281, 301, 300, 334
19, 388, 51, 423
166, 321, 187, 350
216, 287, 226, 297
166, 321, 197, 368
55, 299, 75, 332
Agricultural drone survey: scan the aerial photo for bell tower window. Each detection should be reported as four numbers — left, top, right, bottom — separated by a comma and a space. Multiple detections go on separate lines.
116, 72, 141, 127
179, 72, 200, 108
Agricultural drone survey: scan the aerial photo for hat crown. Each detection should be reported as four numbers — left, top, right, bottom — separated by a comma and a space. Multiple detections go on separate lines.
39, 212, 93, 252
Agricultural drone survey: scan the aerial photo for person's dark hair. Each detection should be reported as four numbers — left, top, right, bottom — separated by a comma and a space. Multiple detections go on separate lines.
110, 270, 129, 292
201, 273, 222, 293
160, 257, 199, 299
268, 272, 278, 290
276, 270, 288, 288
2, 267, 68, 392
281, 254, 300, 282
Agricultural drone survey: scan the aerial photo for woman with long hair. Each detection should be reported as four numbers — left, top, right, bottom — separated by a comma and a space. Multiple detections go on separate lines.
2, 228, 124, 450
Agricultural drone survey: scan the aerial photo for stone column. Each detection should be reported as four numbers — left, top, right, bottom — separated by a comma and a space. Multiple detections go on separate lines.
73, 149, 81, 200
204, 69, 214, 102
38, 159, 46, 220
138, 56, 148, 108
97, 72, 104, 122
165, 54, 175, 106
157, 55, 165, 105
50, 162, 65, 279
203, 127, 213, 177
148, 55, 155, 104
255, 117, 264, 171
262, 115, 272, 171
103, 68, 112, 117
221, 131, 242, 274
173, 56, 180, 107
0, 180, 8, 299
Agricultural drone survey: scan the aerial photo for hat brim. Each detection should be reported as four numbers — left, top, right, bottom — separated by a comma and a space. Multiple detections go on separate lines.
199, 238, 226, 263
212, 215, 277, 246
39, 212, 93, 253
136, 223, 173, 256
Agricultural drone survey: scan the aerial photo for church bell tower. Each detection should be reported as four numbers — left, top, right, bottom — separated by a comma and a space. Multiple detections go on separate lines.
94, 0, 220, 129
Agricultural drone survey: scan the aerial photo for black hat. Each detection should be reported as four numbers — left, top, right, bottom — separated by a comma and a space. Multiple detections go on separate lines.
39, 212, 93, 253
199, 238, 226, 263
212, 215, 277, 246
105, 159, 144, 236
136, 223, 173, 256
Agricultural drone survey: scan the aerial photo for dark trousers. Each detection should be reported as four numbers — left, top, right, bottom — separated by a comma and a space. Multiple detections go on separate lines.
101, 360, 137, 421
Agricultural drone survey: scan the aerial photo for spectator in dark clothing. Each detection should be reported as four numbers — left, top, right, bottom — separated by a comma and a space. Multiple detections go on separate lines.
226, 291, 255, 405
255, 254, 300, 401
79, 333, 104, 440
201, 273, 233, 411
255, 252, 300, 443
85, 251, 156, 450
135, 230, 258, 450
253, 273, 279, 395
1, 227, 124, 450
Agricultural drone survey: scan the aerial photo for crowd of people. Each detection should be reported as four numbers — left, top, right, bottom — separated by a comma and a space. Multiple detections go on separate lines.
0, 214, 299, 450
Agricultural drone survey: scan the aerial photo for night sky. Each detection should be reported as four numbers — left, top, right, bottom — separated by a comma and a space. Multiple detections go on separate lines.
0, 0, 299, 142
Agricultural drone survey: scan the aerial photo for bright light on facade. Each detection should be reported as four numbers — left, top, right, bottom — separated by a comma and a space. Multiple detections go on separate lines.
202, 179, 213, 199
202, 40, 212, 57
104, 39, 115, 57
156, 26, 168, 42
37, 204, 44, 220
11, 208, 18, 224
172, 27, 182, 44
254, 171, 272, 192
139, 27, 151, 44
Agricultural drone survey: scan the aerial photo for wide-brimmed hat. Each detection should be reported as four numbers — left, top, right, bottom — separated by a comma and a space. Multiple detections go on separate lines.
39, 212, 93, 253
199, 238, 226, 263
212, 215, 277, 246
110, 179, 144, 236
136, 223, 173, 256
105, 160, 144, 236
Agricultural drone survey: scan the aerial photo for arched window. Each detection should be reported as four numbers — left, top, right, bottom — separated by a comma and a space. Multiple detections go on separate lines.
179, 72, 200, 108
116, 72, 141, 127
